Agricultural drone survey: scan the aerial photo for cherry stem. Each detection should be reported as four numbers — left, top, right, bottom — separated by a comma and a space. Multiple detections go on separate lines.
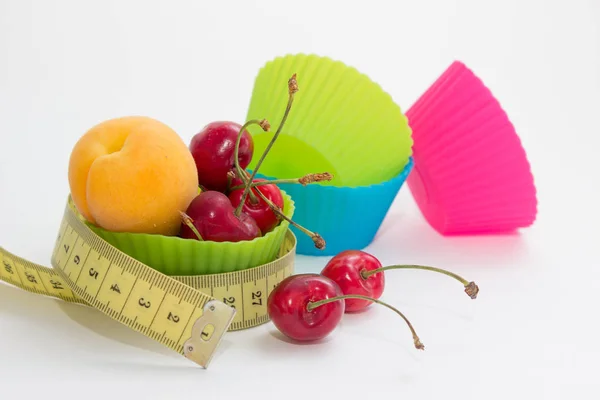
251, 185, 325, 250
362, 265, 479, 299
229, 172, 333, 191
307, 294, 424, 350
226, 171, 234, 193
179, 211, 203, 241
233, 119, 269, 209
237, 73, 298, 213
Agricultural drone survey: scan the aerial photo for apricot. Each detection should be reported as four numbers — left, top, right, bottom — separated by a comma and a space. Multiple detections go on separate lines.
68, 116, 199, 236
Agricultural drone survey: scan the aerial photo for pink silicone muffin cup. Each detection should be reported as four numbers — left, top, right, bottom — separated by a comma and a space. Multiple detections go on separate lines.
406, 61, 537, 235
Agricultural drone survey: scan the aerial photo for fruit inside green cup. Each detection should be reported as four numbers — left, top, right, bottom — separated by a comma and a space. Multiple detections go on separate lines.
247, 133, 341, 186
86, 190, 295, 276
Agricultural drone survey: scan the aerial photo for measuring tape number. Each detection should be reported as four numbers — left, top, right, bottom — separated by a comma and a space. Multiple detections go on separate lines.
0, 196, 296, 368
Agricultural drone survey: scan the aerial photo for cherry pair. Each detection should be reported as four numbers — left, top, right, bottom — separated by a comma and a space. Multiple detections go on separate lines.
178, 74, 329, 248
267, 250, 479, 350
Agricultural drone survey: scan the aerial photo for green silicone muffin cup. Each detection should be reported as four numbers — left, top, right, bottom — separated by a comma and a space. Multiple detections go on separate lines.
248, 132, 341, 186
246, 53, 413, 186
85, 190, 295, 276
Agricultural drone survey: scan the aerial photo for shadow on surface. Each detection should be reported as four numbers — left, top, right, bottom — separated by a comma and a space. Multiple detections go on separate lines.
55, 299, 183, 358
0, 282, 236, 364
372, 208, 531, 270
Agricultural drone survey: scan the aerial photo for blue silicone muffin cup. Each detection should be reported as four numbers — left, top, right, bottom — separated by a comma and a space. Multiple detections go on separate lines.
254, 158, 414, 256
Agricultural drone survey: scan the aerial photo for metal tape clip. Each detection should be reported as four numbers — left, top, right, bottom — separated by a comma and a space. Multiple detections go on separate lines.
183, 300, 236, 368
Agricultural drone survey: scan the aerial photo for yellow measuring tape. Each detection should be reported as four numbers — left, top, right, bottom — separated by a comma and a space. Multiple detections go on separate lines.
0, 196, 296, 368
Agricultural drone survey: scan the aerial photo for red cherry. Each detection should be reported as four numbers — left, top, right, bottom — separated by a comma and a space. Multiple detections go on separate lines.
179, 190, 261, 242
321, 250, 480, 313
267, 274, 344, 341
229, 178, 284, 234
320, 250, 384, 312
267, 273, 426, 349
189, 121, 254, 192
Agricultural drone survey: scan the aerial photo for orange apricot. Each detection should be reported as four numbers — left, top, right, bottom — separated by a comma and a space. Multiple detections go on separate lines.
68, 116, 199, 236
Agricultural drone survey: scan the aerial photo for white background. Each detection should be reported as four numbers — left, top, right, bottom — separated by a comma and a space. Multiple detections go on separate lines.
1, 0, 599, 399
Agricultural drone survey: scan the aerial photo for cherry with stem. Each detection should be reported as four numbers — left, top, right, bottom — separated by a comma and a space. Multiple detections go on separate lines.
189, 121, 256, 192
267, 273, 423, 348
235, 73, 298, 215
321, 250, 479, 313
228, 74, 325, 248
179, 190, 261, 243
307, 294, 424, 350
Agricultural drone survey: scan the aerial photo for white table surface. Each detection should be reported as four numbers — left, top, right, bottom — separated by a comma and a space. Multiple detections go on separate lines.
1, 0, 598, 399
